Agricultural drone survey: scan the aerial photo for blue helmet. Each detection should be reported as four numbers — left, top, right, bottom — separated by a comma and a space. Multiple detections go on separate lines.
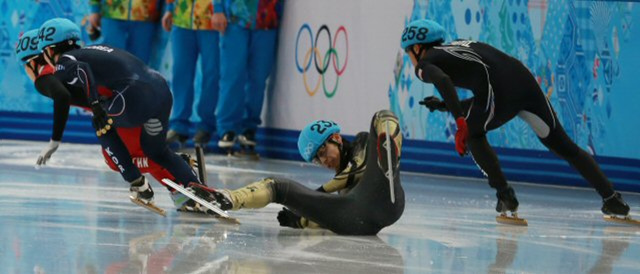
15, 29, 41, 63
400, 19, 445, 50
297, 120, 341, 162
38, 18, 81, 52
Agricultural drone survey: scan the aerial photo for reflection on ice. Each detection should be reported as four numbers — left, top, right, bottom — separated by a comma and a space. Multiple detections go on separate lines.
1, 140, 639, 273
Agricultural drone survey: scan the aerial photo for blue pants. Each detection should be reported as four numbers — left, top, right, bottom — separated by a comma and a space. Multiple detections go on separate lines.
99, 72, 199, 186
216, 24, 277, 137
101, 18, 157, 63
169, 27, 220, 135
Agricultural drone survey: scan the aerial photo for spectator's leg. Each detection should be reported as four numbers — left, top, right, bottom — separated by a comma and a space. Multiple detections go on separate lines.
195, 30, 221, 135
216, 24, 249, 138
243, 29, 277, 132
169, 27, 199, 136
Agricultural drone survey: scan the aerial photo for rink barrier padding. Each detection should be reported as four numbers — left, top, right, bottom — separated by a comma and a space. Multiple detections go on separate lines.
1, 111, 639, 192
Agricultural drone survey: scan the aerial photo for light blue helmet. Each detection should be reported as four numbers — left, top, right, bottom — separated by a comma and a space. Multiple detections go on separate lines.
297, 120, 341, 162
38, 18, 81, 52
400, 19, 445, 50
15, 29, 41, 63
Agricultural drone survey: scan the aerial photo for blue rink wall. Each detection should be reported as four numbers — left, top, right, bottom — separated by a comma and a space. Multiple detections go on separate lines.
1, 1, 640, 191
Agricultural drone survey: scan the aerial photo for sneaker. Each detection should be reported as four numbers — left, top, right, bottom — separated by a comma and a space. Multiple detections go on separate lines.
601, 192, 630, 216
166, 129, 188, 144
193, 130, 211, 147
218, 131, 236, 149
495, 186, 519, 213
130, 176, 154, 203
238, 129, 256, 147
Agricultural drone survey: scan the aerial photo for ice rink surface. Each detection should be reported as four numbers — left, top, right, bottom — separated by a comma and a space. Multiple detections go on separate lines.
1, 140, 639, 274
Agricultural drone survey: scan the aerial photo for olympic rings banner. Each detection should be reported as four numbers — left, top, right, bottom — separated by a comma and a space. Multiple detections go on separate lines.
295, 23, 349, 98
266, 0, 412, 134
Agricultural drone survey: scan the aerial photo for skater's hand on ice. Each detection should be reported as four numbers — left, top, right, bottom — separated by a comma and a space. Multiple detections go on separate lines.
277, 207, 302, 229
36, 140, 60, 168
419, 96, 447, 112
90, 100, 113, 137
455, 117, 468, 156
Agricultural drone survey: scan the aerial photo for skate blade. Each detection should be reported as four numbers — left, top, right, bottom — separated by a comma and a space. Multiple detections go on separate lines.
213, 215, 241, 225
177, 208, 241, 224
162, 178, 239, 224
496, 213, 528, 226
603, 215, 640, 227
130, 197, 167, 217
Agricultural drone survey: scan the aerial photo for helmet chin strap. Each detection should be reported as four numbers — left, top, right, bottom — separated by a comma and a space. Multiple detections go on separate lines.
411, 45, 427, 60
43, 47, 55, 65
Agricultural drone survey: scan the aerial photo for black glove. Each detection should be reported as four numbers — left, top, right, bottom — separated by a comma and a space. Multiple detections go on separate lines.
419, 96, 448, 112
277, 207, 303, 229
90, 100, 113, 137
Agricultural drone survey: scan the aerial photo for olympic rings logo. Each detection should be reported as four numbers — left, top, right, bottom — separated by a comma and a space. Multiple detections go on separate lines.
295, 23, 349, 98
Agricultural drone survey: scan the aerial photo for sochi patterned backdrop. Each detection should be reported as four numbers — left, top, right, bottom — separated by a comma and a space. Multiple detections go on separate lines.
391, 0, 640, 159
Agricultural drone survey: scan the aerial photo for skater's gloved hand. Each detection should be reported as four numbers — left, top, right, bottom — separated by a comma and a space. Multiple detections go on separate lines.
277, 207, 303, 229
419, 96, 447, 112
90, 100, 113, 137
455, 117, 468, 156
35, 139, 61, 168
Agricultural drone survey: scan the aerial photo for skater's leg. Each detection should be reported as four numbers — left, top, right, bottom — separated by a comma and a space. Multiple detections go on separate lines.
97, 129, 142, 183
466, 135, 519, 212
349, 110, 405, 227
140, 84, 200, 187
519, 92, 629, 215
217, 177, 380, 235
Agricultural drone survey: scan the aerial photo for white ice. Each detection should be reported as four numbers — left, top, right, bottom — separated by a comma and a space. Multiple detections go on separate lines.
0, 140, 639, 273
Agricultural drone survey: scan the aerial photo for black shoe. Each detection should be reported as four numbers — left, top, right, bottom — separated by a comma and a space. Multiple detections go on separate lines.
601, 192, 630, 216
218, 131, 236, 149
188, 183, 233, 211
193, 130, 211, 147
238, 129, 256, 147
496, 186, 519, 213
166, 130, 188, 144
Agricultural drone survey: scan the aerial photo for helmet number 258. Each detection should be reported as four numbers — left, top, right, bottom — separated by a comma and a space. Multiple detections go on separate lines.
401, 26, 428, 42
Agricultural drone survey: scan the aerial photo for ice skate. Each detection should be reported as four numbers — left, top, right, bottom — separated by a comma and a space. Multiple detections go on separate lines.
495, 186, 527, 226
601, 192, 638, 226
194, 145, 208, 184
129, 176, 166, 217
218, 131, 237, 156
233, 130, 260, 160
163, 178, 239, 224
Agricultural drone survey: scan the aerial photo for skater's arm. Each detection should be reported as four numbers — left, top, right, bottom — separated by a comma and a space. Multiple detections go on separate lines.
34, 74, 71, 142
415, 61, 465, 119
58, 58, 100, 104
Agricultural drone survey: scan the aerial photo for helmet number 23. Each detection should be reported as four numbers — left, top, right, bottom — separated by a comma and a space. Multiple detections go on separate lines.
310, 120, 337, 134
38, 27, 56, 42
402, 26, 428, 42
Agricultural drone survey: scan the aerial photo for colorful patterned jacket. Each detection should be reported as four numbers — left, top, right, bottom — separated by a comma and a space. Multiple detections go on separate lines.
166, 0, 215, 30
89, 0, 163, 22
213, 0, 283, 30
